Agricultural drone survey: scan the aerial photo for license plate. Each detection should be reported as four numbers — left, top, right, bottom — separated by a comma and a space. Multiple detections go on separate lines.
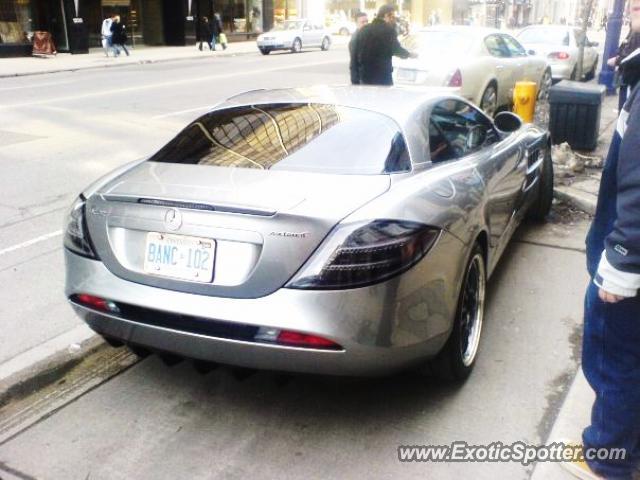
143, 232, 216, 283
396, 68, 417, 82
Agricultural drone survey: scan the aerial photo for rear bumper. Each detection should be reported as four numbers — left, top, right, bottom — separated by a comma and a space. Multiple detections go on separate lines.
549, 62, 574, 80
256, 40, 292, 51
65, 237, 465, 375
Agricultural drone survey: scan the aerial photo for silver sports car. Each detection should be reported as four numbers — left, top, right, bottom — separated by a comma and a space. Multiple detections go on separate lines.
64, 86, 553, 380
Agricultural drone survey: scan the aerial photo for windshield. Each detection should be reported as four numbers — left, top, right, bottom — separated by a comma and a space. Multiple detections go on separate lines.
401, 31, 474, 56
271, 20, 305, 31
517, 27, 570, 46
149, 103, 410, 175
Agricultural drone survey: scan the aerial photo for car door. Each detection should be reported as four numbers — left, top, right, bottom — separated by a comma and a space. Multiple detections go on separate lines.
502, 33, 541, 83
429, 99, 526, 250
484, 34, 516, 107
301, 21, 316, 46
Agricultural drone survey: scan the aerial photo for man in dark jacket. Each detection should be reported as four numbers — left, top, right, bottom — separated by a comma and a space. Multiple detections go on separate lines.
354, 5, 416, 86
561, 1, 640, 478
349, 12, 368, 84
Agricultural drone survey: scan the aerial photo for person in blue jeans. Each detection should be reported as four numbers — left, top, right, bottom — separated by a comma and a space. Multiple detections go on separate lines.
563, 2, 640, 478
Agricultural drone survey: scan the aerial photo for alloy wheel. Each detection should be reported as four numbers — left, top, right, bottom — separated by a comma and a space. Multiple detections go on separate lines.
459, 254, 486, 367
481, 85, 498, 117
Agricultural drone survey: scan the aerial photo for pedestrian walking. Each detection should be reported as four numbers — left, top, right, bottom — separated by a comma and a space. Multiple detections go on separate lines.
353, 5, 416, 86
561, 1, 640, 479
211, 13, 226, 51
608, 31, 640, 110
198, 16, 213, 51
101, 14, 114, 57
349, 12, 368, 85
110, 15, 129, 57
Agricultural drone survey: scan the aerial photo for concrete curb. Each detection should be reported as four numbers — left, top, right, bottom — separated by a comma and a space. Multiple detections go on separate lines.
554, 186, 597, 216
0, 325, 105, 407
530, 369, 594, 479
0, 49, 260, 79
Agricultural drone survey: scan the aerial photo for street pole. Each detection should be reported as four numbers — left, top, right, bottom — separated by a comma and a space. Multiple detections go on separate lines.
598, 0, 626, 94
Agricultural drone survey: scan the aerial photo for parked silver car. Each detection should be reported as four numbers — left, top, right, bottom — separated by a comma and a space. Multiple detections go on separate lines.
256, 19, 331, 55
64, 86, 553, 380
517, 25, 600, 81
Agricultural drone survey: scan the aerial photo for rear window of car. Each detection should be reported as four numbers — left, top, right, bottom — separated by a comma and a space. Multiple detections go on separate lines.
517, 27, 570, 46
401, 31, 474, 56
149, 103, 411, 175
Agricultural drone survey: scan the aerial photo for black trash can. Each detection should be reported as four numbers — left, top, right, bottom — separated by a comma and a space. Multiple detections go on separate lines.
548, 80, 606, 151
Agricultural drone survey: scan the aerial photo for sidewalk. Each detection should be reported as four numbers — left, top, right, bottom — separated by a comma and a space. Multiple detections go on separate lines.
552, 91, 619, 215
0, 37, 350, 78
0, 42, 259, 78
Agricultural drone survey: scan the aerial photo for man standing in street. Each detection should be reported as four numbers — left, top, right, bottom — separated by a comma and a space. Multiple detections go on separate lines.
563, 0, 640, 478
349, 12, 368, 85
354, 5, 416, 86
101, 14, 114, 57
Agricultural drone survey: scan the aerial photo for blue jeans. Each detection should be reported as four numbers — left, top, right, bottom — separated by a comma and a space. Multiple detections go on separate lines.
582, 281, 640, 479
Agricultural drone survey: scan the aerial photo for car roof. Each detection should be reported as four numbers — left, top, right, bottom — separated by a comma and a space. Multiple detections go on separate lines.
216, 86, 459, 125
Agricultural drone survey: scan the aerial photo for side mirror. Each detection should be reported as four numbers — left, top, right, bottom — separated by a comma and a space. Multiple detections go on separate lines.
494, 111, 523, 134
528, 49, 536, 56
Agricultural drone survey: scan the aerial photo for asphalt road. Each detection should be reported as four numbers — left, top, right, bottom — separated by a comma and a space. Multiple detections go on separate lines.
0, 45, 592, 479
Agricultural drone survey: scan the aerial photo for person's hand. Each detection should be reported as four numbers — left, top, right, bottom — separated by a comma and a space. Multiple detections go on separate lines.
408, 51, 419, 59
607, 57, 617, 67
599, 288, 625, 303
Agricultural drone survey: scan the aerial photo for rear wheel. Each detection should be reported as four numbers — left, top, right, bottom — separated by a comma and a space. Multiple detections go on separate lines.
291, 38, 302, 53
527, 147, 554, 221
538, 68, 552, 101
480, 83, 498, 117
259, 48, 271, 55
321, 36, 331, 51
430, 244, 486, 381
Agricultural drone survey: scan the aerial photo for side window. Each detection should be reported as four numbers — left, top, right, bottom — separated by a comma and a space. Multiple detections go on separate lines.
485, 35, 510, 58
502, 35, 527, 57
428, 100, 499, 163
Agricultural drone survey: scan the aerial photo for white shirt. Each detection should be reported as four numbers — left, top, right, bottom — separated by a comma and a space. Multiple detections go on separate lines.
101, 19, 113, 37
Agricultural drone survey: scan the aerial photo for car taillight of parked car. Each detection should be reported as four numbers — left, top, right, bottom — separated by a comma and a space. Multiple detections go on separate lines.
447, 69, 463, 88
548, 52, 570, 60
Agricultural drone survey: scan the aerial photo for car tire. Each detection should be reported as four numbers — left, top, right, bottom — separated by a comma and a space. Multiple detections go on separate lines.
538, 68, 552, 101
430, 243, 486, 382
291, 38, 302, 53
259, 48, 271, 55
480, 83, 498, 117
527, 146, 554, 221
339, 27, 349, 36
321, 36, 331, 51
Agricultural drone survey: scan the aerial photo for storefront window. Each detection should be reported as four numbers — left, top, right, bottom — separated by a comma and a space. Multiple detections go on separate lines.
0, 0, 31, 44
274, 0, 298, 25
213, 0, 270, 34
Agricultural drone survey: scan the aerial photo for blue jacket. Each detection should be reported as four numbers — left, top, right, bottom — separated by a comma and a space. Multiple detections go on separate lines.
587, 84, 640, 297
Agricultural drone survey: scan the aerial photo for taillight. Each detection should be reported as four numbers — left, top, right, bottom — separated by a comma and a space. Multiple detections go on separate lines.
448, 69, 463, 87
286, 220, 440, 290
548, 52, 570, 60
64, 197, 99, 259
74, 294, 120, 314
255, 327, 342, 350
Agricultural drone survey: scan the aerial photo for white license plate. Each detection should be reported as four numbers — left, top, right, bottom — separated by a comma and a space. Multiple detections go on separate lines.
143, 232, 216, 283
396, 68, 417, 82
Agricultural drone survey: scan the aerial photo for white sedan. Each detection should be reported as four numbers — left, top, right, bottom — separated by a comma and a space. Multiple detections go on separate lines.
256, 19, 332, 55
394, 26, 551, 117
517, 25, 600, 81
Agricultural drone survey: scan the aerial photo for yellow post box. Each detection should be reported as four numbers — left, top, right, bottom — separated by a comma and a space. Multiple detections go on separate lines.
513, 81, 538, 123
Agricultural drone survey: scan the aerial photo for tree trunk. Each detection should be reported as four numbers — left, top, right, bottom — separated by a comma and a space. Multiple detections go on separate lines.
576, 0, 596, 80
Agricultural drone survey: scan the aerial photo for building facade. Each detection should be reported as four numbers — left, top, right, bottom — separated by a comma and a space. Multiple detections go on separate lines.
0, 0, 313, 57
